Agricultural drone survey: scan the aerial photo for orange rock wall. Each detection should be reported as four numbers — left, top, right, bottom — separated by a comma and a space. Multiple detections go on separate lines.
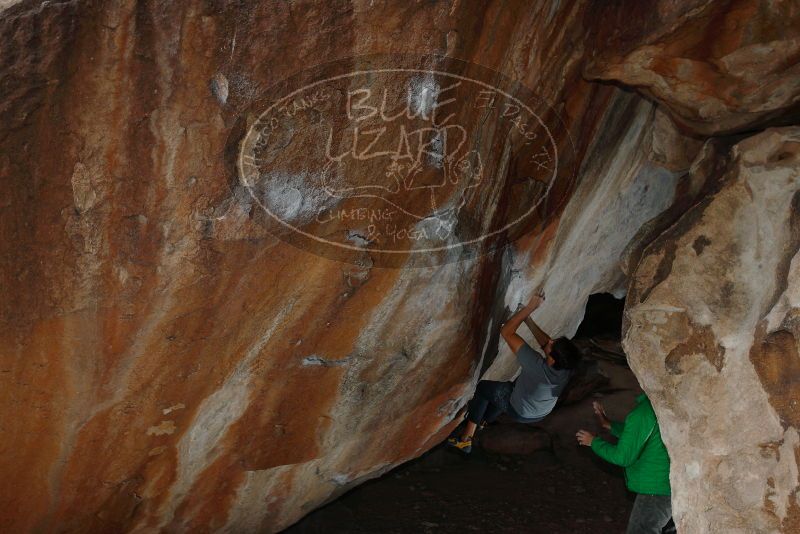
1, 1, 798, 532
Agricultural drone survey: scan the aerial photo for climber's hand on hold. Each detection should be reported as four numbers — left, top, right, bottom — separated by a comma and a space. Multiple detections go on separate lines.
526, 288, 545, 311
576, 430, 595, 446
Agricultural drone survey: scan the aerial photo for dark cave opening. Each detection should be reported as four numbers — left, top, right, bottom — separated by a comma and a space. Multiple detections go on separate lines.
286, 293, 649, 534
574, 293, 626, 341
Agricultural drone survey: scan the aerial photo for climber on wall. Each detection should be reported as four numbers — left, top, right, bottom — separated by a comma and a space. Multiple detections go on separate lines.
447, 289, 582, 453
576, 398, 675, 534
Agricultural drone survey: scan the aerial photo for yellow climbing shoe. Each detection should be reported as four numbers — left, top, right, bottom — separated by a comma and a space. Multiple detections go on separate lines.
447, 436, 473, 454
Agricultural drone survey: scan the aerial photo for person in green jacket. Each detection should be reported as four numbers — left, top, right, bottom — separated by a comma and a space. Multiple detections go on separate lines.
576, 394, 675, 534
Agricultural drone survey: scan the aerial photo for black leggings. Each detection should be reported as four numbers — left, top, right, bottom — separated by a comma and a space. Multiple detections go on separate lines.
466, 380, 541, 425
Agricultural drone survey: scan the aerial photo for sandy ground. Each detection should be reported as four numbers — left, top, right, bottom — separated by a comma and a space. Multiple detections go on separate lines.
286, 360, 645, 533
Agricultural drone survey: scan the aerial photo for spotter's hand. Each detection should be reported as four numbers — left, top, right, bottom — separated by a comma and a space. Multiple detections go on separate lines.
593, 401, 611, 430
576, 430, 595, 447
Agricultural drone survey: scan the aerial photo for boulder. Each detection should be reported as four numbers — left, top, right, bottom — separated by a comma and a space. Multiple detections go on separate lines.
0, 2, 681, 530
585, 0, 800, 135
0, 0, 798, 532
624, 127, 800, 533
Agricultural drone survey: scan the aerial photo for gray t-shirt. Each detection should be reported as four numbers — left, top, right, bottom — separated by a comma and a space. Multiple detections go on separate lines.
509, 342, 571, 419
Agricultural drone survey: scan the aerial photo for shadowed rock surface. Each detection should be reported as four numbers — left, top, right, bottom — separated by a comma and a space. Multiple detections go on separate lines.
1, 1, 798, 532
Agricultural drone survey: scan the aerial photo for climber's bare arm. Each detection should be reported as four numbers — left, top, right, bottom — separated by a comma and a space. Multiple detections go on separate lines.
500, 290, 549, 354
500, 309, 529, 354
523, 314, 552, 351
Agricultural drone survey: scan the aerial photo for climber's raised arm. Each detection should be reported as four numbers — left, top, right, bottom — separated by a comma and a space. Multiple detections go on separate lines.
500, 289, 549, 354
523, 312, 552, 351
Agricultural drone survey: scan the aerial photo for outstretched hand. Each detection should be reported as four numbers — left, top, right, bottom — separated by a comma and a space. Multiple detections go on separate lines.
576, 430, 595, 446
593, 401, 611, 430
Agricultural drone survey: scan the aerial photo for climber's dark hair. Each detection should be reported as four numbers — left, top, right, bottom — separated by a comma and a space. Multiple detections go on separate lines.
549, 337, 582, 370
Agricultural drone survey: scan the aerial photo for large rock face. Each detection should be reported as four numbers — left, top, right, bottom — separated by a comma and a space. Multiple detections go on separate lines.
585, 0, 800, 136
0, 1, 797, 532
624, 127, 800, 533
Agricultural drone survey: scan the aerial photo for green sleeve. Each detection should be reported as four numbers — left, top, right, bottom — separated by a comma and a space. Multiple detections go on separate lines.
591, 406, 654, 467
610, 420, 625, 438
